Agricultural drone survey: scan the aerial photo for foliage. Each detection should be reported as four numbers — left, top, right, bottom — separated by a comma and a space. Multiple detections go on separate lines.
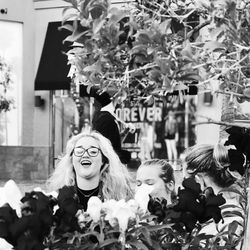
0, 177, 245, 250
0, 56, 14, 112
62, 0, 250, 106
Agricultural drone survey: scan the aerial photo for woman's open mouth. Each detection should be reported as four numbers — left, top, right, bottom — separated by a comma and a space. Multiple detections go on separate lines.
80, 159, 92, 167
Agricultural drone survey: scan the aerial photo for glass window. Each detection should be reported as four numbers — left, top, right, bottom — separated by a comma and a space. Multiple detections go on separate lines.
0, 20, 22, 145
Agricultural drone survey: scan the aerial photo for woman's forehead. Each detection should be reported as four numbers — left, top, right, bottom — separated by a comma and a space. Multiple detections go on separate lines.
75, 136, 99, 147
137, 165, 160, 179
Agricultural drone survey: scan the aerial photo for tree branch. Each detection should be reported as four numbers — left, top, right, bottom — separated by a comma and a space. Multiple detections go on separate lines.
193, 120, 250, 129
187, 20, 211, 39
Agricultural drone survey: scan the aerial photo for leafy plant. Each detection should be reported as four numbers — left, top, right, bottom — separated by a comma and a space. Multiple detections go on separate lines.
62, 0, 250, 107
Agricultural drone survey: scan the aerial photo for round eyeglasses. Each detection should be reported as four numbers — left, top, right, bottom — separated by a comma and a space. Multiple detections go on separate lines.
73, 146, 101, 157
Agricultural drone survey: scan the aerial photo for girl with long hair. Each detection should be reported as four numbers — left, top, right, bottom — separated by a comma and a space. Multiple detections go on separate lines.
47, 130, 134, 210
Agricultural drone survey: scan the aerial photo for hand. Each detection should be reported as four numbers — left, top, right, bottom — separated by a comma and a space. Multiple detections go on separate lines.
125, 123, 136, 133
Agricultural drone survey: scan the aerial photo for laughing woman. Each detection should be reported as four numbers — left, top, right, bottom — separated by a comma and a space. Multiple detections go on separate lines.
47, 130, 134, 211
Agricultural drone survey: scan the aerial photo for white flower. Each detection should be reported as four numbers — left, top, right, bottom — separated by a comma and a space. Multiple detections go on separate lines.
0, 180, 22, 217
86, 196, 102, 223
76, 209, 89, 229
134, 184, 154, 213
127, 199, 140, 214
112, 205, 135, 232
0, 238, 13, 250
102, 199, 137, 231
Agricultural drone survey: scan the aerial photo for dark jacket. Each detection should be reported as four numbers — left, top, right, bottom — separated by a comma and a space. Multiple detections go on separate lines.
92, 111, 131, 164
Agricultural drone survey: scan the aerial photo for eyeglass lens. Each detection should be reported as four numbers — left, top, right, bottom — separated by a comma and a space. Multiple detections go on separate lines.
73, 147, 100, 157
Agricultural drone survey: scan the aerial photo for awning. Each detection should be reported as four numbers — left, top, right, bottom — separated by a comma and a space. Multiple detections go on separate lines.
35, 21, 72, 90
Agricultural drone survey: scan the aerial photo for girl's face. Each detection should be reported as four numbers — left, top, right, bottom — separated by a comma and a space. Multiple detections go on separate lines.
136, 165, 172, 201
72, 136, 104, 180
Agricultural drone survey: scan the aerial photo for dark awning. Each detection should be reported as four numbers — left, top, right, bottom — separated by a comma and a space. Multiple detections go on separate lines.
35, 21, 72, 90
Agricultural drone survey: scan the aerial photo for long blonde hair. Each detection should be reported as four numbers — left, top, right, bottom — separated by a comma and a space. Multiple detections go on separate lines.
47, 131, 134, 200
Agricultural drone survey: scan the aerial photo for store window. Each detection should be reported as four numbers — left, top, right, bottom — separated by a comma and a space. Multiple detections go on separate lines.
0, 20, 22, 145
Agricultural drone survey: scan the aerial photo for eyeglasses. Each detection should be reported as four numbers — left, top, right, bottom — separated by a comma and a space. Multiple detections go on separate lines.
73, 146, 101, 157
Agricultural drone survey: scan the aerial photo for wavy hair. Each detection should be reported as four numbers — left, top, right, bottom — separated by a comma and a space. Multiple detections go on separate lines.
47, 131, 134, 200
185, 144, 236, 188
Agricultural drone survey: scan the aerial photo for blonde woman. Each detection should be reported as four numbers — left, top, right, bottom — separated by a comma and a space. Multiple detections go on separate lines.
47, 131, 134, 210
184, 144, 244, 240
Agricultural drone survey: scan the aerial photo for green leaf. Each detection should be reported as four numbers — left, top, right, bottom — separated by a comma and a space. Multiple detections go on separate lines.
62, 6, 75, 16
219, 188, 244, 198
140, 227, 152, 246
130, 45, 148, 56
63, 30, 89, 43
220, 204, 243, 211
174, 83, 188, 91
177, 73, 201, 81
128, 240, 149, 250
93, 18, 106, 34
62, 12, 79, 24
228, 220, 239, 235
222, 210, 244, 219
147, 69, 162, 82
79, 0, 91, 19
99, 238, 120, 248
181, 41, 193, 59
59, 24, 74, 32
156, 58, 170, 75
90, 5, 105, 19
109, 8, 128, 24
147, 223, 174, 232
203, 41, 226, 52
158, 19, 171, 34
137, 32, 152, 44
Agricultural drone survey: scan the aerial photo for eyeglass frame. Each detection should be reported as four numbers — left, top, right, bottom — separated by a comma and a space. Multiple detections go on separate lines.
71, 146, 101, 157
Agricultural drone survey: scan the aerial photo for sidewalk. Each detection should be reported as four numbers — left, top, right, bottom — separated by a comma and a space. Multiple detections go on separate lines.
0, 179, 48, 195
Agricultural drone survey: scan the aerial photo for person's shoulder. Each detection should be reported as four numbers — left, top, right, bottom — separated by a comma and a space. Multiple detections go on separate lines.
94, 111, 115, 121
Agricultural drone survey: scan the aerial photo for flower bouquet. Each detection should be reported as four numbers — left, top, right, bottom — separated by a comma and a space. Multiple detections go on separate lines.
0, 175, 247, 250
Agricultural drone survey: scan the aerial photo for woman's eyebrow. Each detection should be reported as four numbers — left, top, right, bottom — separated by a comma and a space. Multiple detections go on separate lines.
145, 179, 154, 182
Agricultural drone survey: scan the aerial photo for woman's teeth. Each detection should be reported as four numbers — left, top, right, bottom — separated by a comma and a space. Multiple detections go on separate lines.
80, 160, 91, 166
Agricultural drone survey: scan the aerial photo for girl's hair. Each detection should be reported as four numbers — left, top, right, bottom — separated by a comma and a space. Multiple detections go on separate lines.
47, 130, 134, 200
139, 159, 175, 196
185, 144, 236, 188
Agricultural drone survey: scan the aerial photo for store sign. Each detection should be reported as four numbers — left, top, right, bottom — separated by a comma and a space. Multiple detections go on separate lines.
116, 106, 162, 122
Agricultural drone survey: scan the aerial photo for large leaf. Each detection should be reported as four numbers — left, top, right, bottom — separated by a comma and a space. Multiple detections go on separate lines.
60, 23, 74, 32
140, 227, 152, 246
99, 238, 120, 248
63, 30, 89, 43
156, 58, 170, 75
109, 8, 128, 24
228, 220, 239, 236
203, 41, 226, 52
137, 32, 152, 45
63, 0, 78, 9
62, 12, 79, 24
181, 41, 193, 60
90, 4, 106, 19
158, 19, 171, 34
128, 240, 149, 250
93, 18, 106, 34
177, 73, 201, 81
130, 45, 148, 56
